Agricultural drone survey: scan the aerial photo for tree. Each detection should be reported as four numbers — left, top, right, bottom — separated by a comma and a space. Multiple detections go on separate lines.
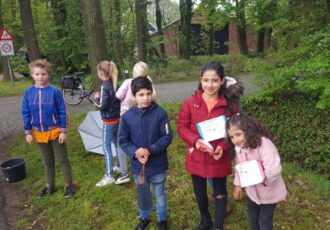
234, 0, 248, 55
79, 0, 108, 87
155, 0, 166, 57
179, 0, 192, 59
108, 0, 123, 66
135, 0, 149, 61
49, 0, 69, 70
18, 0, 41, 61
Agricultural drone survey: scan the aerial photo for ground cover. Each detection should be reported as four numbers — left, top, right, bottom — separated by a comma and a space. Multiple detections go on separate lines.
2, 103, 329, 230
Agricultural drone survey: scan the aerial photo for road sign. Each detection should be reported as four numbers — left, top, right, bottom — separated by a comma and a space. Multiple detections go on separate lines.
0, 29, 14, 41
0, 40, 14, 56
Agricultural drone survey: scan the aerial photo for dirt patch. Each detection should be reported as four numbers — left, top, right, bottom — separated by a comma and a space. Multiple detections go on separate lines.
0, 138, 28, 230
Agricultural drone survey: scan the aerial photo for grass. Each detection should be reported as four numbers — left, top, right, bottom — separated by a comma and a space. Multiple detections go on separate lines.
0, 78, 32, 97
4, 104, 330, 230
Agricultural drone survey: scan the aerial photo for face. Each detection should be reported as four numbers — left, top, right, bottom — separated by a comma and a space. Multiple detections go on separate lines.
97, 70, 105, 81
227, 125, 247, 148
31, 67, 50, 87
134, 89, 153, 108
200, 70, 225, 97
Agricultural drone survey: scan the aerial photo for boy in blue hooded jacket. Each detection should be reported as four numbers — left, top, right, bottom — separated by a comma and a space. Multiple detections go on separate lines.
119, 76, 173, 230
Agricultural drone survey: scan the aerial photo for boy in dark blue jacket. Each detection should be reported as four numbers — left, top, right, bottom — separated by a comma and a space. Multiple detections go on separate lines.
119, 77, 173, 230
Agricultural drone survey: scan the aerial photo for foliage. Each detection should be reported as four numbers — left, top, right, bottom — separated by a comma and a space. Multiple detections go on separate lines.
242, 0, 330, 109
242, 92, 330, 178
9, 54, 29, 75
4, 103, 330, 229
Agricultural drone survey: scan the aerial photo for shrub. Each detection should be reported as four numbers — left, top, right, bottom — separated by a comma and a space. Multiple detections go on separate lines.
242, 91, 330, 178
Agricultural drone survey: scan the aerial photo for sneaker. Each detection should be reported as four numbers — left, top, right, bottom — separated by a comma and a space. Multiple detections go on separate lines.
115, 174, 130, 185
37, 187, 54, 199
157, 220, 168, 230
64, 185, 75, 198
135, 218, 150, 230
113, 165, 121, 174
95, 175, 116, 187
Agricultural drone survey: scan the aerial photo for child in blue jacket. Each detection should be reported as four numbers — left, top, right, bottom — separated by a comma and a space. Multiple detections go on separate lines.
119, 77, 173, 230
21, 59, 74, 199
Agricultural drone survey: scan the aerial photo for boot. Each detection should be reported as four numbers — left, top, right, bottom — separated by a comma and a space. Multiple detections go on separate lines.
196, 215, 213, 230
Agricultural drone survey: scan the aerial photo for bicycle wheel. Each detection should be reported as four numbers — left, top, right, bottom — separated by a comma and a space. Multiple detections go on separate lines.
62, 88, 83, 105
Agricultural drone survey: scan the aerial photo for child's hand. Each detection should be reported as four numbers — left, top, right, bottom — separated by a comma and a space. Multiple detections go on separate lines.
212, 146, 223, 160
26, 134, 33, 144
195, 139, 213, 153
58, 133, 67, 144
94, 91, 100, 99
233, 185, 244, 200
135, 148, 150, 164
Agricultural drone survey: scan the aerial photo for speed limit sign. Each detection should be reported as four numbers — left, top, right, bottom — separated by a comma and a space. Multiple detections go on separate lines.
0, 40, 14, 56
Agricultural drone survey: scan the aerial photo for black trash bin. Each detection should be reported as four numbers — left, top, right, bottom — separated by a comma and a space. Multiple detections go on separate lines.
0, 158, 26, 183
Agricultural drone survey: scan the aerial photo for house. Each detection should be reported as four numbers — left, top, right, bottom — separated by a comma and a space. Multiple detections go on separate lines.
150, 12, 256, 57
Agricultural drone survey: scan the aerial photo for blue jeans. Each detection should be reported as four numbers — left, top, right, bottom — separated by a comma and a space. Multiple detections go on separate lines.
247, 197, 277, 230
133, 172, 167, 221
103, 123, 119, 176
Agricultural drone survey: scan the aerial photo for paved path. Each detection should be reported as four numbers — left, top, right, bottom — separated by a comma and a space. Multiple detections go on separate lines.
0, 76, 256, 229
0, 75, 256, 141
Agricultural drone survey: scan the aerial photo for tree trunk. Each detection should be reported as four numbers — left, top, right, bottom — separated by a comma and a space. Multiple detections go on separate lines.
0, 0, 13, 81
234, 0, 248, 55
256, 28, 265, 54
50, 0, 68, 69
79, 0, 108, 87
114, 0, 123, 61
179, 0, 192, 59
18, 0, 41, 61
155, 0, 166, 57
135, 0, 148, 62
109, 0, 122, 70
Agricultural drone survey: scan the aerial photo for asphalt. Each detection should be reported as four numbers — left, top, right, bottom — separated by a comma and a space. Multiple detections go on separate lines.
0, 76, 256, 229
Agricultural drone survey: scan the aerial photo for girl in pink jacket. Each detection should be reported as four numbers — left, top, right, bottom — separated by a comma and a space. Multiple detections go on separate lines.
226, 113, 287, 230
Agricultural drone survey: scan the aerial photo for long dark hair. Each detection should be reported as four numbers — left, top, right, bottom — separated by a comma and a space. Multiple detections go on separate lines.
226, 113, 272, 149
198, 61, 244, 113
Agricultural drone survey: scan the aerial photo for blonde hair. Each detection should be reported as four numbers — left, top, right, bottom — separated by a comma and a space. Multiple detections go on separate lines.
97, 60, 118, 90
132, 61, 148, 78
29, 59, 52, 75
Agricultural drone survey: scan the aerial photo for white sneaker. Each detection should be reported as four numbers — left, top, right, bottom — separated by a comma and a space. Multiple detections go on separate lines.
115, 174, 131, 185
113, 166, 121, 174
95, 175, 116, 187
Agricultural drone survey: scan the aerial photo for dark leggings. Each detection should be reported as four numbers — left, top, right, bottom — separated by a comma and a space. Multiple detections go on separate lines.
247, 197, 277, 230
38, 139, 73, 189
191, 174, 227, 229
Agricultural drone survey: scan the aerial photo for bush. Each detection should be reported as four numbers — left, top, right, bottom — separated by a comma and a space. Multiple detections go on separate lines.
242, 91, 330, 178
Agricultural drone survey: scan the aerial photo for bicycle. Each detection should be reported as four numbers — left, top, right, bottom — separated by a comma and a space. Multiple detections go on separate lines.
61, 72, 94, 106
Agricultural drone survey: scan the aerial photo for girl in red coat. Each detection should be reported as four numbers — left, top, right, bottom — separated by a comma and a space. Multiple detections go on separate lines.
177, 61, 243, 230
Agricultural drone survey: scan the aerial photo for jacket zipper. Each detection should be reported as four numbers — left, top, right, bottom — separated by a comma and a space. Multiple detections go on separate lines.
38, 89, 44, 132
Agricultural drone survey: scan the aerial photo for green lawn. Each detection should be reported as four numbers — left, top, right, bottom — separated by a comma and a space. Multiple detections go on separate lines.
5, 105, 330, 230
0, 78, 32, 97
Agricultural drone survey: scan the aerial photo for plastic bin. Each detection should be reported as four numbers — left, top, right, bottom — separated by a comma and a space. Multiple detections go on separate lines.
0, 158, 26, 183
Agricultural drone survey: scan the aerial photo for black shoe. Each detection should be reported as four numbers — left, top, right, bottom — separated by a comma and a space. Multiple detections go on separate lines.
37, 187, 54, 199
64, 185, 75, 198
196, 218, 213, 230
135, 218, 150, 230
157, 220, 168, 230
